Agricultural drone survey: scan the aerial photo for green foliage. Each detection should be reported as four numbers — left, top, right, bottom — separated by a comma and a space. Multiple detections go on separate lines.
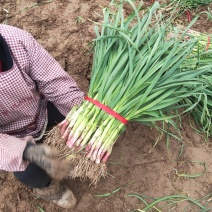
171, 0, 212, 10
127, 193, 212, 211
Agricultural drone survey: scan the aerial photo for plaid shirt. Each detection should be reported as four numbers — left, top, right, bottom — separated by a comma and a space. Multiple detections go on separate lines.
0, 24, 84, 172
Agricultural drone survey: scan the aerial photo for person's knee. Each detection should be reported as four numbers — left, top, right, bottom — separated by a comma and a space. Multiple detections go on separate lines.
14, 163, 51, 188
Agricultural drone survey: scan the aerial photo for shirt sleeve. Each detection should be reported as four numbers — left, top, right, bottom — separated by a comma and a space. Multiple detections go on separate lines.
26, 33, 85, 116
0, 134, 33, 172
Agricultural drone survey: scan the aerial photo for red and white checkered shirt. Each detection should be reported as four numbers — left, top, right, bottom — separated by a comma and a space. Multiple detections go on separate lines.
0, 24, 84, 172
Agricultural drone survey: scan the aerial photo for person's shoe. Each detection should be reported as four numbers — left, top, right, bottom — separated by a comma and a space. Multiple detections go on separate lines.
33, 180, 77, 209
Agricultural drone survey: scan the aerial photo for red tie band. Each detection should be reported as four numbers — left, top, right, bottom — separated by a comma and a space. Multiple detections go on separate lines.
84, 96, 128, 125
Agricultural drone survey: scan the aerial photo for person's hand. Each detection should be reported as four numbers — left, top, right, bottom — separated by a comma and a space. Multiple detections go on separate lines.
23, 144, 69, 180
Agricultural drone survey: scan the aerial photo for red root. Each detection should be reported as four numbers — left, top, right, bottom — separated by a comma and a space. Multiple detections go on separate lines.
100, 150, 105, 159
76, 136, 83, 146
85, 144, 91, 152
86, 150, 92, 159
77, 144, 84, 152
58, 119, 67, 127
102, 152, 110, 163
86, 146, 96, 159
59, 120, 69, 135
86, 146, 97, 159
91, 146, 100, 161
71, 135, 79, 148
66, 132, 75, 148
75, 145, 83, 152
66, 135, 75, 148
95, 150, 106, 164
62, 127, 71, 140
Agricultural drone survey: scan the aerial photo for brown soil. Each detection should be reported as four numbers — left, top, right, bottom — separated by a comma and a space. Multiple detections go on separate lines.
0, 0, 212, 211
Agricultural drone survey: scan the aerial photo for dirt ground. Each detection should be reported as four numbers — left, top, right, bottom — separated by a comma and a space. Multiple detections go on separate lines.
0, 0, 212, 211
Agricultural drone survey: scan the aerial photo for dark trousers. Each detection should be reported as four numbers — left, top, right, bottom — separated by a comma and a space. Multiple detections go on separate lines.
13, 102, 65, 188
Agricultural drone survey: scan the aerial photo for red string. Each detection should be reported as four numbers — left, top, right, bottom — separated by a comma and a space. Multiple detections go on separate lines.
186, 10, 191, 22
205, 35, 210, 51
84, 96, 128, 125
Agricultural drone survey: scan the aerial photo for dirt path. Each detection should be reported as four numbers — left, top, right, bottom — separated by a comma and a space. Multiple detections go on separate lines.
0, 1, 211, 211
